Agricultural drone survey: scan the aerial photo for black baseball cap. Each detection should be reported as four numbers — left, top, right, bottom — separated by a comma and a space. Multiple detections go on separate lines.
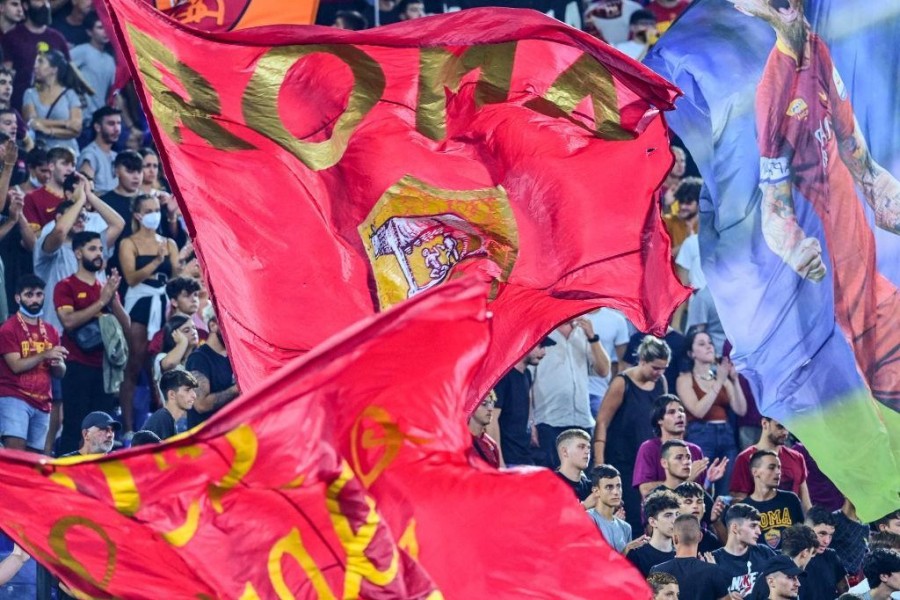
81, 411, 122, 432
761, 555, 805, 578
539, 337, 557, 348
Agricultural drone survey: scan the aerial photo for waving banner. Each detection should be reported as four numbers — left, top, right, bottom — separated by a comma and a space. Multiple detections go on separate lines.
646, 0, 900, 520
0, 279, 650, 598
104, 0, 687, 406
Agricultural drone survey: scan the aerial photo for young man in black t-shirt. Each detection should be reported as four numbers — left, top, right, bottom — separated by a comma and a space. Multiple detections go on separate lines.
185, 313, 238, 428
628, 490, 680, 576
674, 481, 725, 553
712, 503, 777, 597
651, 514, 731, 599
492, 339, 550, 466
746, 524, 818, 600
553, 428, 594, 505
742, 450, 805, 551
143, 370, 198, 440
802, 506, 849, 599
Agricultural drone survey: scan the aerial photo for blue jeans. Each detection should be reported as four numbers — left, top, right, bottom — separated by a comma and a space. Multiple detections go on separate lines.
686, 420, 738, 495
0, 396, 49, 450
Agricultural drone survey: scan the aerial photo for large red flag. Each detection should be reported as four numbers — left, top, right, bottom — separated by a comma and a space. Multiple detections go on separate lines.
0, 279, 650, 598
104, 0, 688, 404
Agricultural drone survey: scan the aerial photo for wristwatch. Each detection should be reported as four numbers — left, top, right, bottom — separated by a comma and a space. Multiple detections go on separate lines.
587, 334, 600, 343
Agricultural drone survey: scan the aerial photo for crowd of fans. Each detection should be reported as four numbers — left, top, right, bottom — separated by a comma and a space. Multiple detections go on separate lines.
0, 0, 895, 599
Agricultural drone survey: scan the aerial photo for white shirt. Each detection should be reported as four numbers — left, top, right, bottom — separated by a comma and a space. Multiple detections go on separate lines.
586, 308, 629, 400
675, 233, 707, 290
532, 327, 596, 428
587, 0, 643, 45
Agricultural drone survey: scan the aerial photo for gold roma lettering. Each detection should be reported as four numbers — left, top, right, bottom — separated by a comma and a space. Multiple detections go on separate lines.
126, 25, 253, 151
242, 44, 386, 171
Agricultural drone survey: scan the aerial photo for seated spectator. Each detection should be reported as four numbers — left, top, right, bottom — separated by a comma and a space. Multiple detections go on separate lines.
332, 10, 368, 30
646, 572, 679, 600
740, 450, 805, 552
712, 503, 777, 597
23, 146, 74, 232
804, 506, 850, 599
77, 106, 122, 195
673, 481, 725, 553
746, 524, 818, 599
553, 428, 594, 506
677, 328, 746, 492
595, 335, 669, 535
861, 549, 900, 600
22, 50, 91, 154
634, 394, 707, 498
185, 310, 238, 428
650, 514, 731, 600
143, 369, 198, 441
627, 490, 679, 576
614, 10, 658, 60
586, 464, 640, 553
2, 0, 69, 112
583, 0, 643, 45
468, 391, 500, 468
58, 409, 118, 457
492, 338, 549, 467
730, 416, 811, 511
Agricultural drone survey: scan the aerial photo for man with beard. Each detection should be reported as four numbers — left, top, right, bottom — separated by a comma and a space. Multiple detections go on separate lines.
59, 410, 119, 456
0, 273, 65, 451
185, 310, 238, 428
731, 416, 811, 511
741, 451, 805, 552
727, 0, 900, 409
492, 338, 550, 467
0, 0, 68, 112
0, 0, 24, 34
143, 369, 197, 441
53, 231, 128, 455
77, 107, 122, 195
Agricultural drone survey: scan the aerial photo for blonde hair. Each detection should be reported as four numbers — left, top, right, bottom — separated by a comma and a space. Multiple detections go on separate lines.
637, 335, 671, 363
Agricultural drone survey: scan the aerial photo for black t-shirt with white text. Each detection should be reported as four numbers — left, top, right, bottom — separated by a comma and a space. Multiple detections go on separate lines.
712, 544, 777, 597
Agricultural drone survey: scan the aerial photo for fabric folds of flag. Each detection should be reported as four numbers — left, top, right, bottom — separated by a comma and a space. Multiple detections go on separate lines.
646, 0, 900, 520
105, 0, 688, 407
0, 279, 650, 598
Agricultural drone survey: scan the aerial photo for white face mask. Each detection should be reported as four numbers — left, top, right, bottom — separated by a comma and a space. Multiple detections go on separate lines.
140, 211, 162, 231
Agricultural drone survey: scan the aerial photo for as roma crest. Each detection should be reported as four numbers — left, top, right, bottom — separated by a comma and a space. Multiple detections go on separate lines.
359, 176, 518, 310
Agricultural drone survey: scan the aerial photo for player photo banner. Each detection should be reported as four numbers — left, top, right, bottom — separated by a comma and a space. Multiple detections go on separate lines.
0, 280, 651, 599
646, 0, 900, 521
104, 0, 688, 408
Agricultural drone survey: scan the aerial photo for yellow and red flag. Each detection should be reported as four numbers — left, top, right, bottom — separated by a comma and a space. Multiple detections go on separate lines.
148, 0, 319, 31
104, 0, 688, 407
0, 279, 650, 598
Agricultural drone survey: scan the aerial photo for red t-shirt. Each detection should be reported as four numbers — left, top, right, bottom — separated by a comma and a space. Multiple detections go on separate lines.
647, 0, 689, 32
24, 187, 65, 231
0, 314, 60, 411
54, 275, 104, 368
729, 444, 808, 497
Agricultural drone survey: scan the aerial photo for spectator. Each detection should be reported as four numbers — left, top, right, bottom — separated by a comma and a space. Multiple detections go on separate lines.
685, 288, 727, 359
657, 439, 727, 495
143, 368, 197, 440
848, 532, 900, 598
803, 506, 850, 599
677, 328, 746, 492
332, 10, 368, 30
586, 464, 640, 554
730, 416, 811, 511
53, 231, 128, 455
0, 543, 29, 585
0, 187, 35, 320
874, 511, 900, 536
0, 0, 24, 34
0, 108, 29, 185
627, 490, 679, 576
101, 149, 142, 225
397, 0, 424, 20
532, 317, 609, 468
23, 146, 74, 232
185, 310, 238, 428
622, 326, 685, 393
832, 498, 875, 582
136, 149, 183, 242
614, 9, 658, 60
747, 524, 818, 599
661, 145, 688, 214
583, 0, 643, 45
22, 49, 91, 154
146, 275, 204, 360
553, 428, 594, 506
77, 106, 121, 195
71, 11, 116, 133
646, 0, 690, 34
634, 394, 707, 499
58, 409, 118, 457
673, 481, 726, 553
1, 0, 69, 112
151, 314, 197, 405
468, 391, 500, 468
52, 0, 91, 46
0, 67, 32, 154
740, 450, 805, 551
861, 549, 900, 600
119, 192, 180, 434
666, 176, 701, 257
0, 273, 65, 451
595, 335, 669, 534
650, 514, 731, 600
492, 338, 548, 467
712, 503, 777, 597
758, 555, 804, 600
19, 146, 49, 195
585, 306, 629, 416
646, 572, 679, 600
130, 429, 160, 446
137, 147, 164, 195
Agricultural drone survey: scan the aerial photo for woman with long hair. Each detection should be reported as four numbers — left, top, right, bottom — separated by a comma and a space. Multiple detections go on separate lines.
138, 146, 185, 242
138, 147, 166, 195
22, 50, 93, 154
676, 328, 746, 493
594, 335, 671, 534
118, 193, 180, 437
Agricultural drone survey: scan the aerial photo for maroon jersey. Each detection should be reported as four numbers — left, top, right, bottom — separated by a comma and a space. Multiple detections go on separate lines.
54, 275, 104, 368
0, 314, 60, 411
24, 187, 64, 231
